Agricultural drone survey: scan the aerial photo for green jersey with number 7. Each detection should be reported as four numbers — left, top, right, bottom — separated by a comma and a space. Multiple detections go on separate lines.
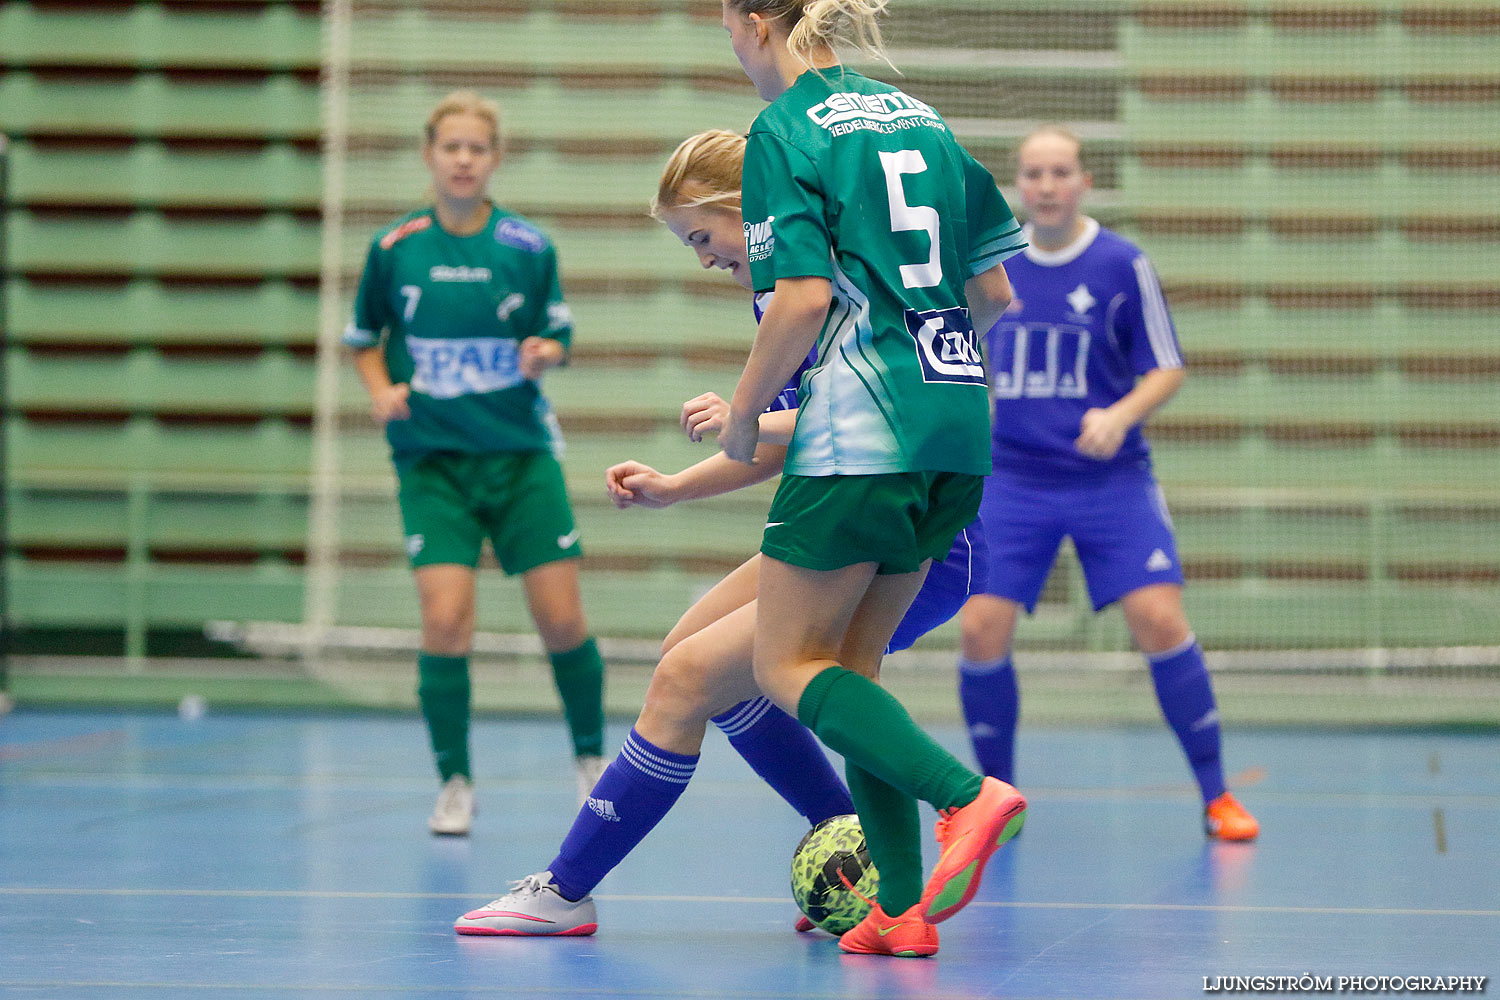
741, 67, 1026, 478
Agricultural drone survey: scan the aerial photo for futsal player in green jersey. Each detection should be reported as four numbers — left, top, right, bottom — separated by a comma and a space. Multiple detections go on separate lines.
345, 91, 607, 836
715, 0, 1029, 956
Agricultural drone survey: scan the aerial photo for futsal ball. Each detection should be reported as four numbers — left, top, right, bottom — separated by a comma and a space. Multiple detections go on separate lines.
790, 813, 879, 934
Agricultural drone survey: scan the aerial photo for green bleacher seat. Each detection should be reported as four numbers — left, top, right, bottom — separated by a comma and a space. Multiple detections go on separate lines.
0, 68, 320, 139
5, 276, 318, 347
10, 137, 320, 210
8, 416, 312, 480
6, 346, 316, 415
1, 1, 318, 71
9, 208, 319, 277
9, 562, 306, 628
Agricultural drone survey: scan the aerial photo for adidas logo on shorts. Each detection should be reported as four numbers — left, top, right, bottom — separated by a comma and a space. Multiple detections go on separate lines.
1145, 548, 1172, 572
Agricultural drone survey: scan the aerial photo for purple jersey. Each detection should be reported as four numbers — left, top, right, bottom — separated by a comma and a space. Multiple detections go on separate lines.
986, 219, 1182, 478
755, 291, 815, 414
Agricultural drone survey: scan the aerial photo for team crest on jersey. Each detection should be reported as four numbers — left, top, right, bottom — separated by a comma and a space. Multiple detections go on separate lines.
745, 216, 776, 262
905, 307, 985, 385
493, 218, 547, 254
1066, 283, 1096, 317
379, 215, 433, 249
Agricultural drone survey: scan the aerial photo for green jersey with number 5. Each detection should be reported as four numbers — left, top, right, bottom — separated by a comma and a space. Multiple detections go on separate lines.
742, 68, 1026, 476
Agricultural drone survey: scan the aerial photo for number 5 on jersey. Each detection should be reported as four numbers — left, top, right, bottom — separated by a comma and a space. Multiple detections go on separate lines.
879, 149, 941, 289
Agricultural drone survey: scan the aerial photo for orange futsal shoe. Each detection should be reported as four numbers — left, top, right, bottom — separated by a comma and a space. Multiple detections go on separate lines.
920, 777, 1027, 924
794, 915, 817, 933
1205, 792, 1259, 841
838, 903, 939, 958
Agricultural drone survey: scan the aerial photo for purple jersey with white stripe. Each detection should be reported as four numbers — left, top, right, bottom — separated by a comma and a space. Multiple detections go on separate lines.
986, 219, 1182, 478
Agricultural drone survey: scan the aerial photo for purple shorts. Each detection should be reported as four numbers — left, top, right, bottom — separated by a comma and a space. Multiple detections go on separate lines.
977, 463, 1184, 612
886, 519, 987, 654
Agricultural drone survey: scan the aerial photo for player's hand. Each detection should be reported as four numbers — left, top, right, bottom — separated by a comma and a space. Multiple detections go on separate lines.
719, 410, 760, 465
681, 392, 730, 443
370, 383, 411, 424
1075, 406, 1129, 460
519, 337, 564, 380
605, 460, 677, 509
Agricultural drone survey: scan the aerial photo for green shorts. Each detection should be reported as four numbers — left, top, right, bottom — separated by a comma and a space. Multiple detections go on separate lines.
761, 471, 983, 575
395, 450, 581, 575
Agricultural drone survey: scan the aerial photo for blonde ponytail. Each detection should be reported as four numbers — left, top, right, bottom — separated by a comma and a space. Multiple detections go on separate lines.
788, 0, 891, 66
726, 0, 893, 69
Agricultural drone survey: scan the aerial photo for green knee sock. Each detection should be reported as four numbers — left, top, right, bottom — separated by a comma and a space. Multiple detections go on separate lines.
799, 666, 983, 812
549, 637, 605, 757
846, 762, 923, 916
417, 653, 471, 781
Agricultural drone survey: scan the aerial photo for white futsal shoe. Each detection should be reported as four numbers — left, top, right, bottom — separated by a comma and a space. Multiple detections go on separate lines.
574, 754, 609, 806
454, 871, 598, 936
428, 774, 474, 836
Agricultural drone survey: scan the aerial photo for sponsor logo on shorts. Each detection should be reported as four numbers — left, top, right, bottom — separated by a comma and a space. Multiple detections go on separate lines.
1146, 548, 1173, 572
556, 529, 580, 549
406, 534, 425, 557
745, 216, 776, 262
764, 521, 785, 530
905, 306, 985, 385
587, 797, 620, 822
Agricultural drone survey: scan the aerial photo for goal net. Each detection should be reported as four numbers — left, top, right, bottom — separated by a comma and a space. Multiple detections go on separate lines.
300, 0, 1500, 725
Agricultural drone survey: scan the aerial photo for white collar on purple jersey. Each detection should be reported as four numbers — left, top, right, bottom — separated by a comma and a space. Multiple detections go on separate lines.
1021, 216, 1101, 267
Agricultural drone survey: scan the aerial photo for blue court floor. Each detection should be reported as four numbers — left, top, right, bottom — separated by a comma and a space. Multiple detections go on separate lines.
1, 708, 1495, 999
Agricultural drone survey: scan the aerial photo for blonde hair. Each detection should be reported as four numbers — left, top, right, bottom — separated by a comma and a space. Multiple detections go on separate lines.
424, 90, 502, 150
649, 129, 747, 220
1017, 124, 1086, 171
726, 0, 892, 67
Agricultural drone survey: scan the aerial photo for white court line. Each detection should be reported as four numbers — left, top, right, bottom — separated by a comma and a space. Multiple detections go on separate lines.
2, 887, 1497, 918
9, 773, 1500, 806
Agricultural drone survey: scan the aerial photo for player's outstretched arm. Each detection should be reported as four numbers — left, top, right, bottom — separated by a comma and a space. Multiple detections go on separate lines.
606, 444, 787, 509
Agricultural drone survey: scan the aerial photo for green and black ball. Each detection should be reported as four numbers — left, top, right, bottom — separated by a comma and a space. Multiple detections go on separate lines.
789, 813, 879, 934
